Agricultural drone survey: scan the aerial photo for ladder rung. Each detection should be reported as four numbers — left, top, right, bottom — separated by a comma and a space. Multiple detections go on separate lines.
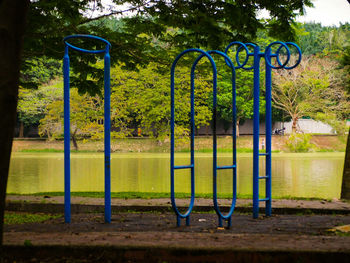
259, 198, 270, 202
174, 165, 194, 170
259, 176, 268, 179
217, 165, 236, 170
259, 153, 269, 156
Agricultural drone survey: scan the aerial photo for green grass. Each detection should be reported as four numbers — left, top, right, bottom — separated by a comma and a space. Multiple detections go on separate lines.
19, 149, 95, 153
4, 212, 62, 225
7, 191, 329, 201
178, 148, 281, 153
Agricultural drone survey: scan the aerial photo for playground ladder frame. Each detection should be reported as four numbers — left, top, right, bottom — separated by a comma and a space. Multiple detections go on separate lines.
63, 35, 112, 223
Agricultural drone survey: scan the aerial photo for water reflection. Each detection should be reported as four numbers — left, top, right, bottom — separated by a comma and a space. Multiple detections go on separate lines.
7, 152, 344, 199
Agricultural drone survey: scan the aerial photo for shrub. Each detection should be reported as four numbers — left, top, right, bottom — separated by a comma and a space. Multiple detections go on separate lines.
286, 133, 314, 152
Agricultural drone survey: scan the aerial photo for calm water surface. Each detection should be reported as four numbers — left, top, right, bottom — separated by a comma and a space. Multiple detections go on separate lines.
7, 152, 345, 199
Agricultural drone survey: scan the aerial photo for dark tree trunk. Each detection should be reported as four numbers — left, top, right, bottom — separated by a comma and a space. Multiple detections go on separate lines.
19, 121, 24, 138
0, 0, 29, 246
341, 127, 350, 199
72, 136, 78, 151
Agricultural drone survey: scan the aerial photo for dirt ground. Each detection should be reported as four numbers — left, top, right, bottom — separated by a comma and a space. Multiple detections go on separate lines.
4, 195, 350, 262
3, 212, 350, 262
4, 212, 350, 249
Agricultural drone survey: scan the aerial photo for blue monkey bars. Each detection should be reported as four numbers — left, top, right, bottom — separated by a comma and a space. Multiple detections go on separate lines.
63, 35, 111, 223
170, 41, 302, 226
170, 48, 217, 227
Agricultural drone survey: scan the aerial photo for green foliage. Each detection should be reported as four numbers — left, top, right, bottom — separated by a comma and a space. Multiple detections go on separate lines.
38, 88, 106, 143
315, 112, 347, 135
296, 22, 350, 56
286, 133, 314, 152
20, 0, 313, 94
20, 57, 61, 88
17, 82, 62, 127
110, 62, 212, 139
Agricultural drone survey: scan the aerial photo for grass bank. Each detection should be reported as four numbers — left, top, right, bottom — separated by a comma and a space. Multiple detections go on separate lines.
7, 191, 330, 201
12, 135, 346, 153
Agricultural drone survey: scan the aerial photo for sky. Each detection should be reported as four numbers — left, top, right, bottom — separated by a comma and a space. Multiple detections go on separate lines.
296, 0, 350, 26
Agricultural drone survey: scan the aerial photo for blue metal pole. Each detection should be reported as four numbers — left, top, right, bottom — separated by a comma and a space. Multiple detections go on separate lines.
188, 60, 195, 227
265, 49, 272, 216
253, 45, 260, 219
63, 45, 71, 223
104, 46, 111, 223
212, 62, 219, 227
170, 54, 177, 226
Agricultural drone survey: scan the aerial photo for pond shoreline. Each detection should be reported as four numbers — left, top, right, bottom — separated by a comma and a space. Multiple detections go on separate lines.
11, 135, 347, 153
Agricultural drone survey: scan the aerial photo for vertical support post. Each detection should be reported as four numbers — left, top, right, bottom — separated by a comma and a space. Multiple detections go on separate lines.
170, 60, 176, 224
189, 62, 195, 227
212, 58, 218, 223
265, 49, 272, 216
232, 69, 237, 214
104, 46, 111, 223
63, 46, 71, 223
253, 45, 260, 219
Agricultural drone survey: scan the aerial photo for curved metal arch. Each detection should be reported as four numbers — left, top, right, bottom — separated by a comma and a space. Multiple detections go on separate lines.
170, 48, 217, 226
64, 34, 111, 54
207, 50, 237, 228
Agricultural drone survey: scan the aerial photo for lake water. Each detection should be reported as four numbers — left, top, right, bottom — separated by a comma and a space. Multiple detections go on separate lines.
7, 152, 345, 199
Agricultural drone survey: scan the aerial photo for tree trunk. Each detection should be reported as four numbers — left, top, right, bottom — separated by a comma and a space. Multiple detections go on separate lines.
236, 120, 240, 137
0, 0, 29, 246
291, 116, 298, 133
72, 130, 79, 151
341, 127, 350, 199
19, 121, 24, 138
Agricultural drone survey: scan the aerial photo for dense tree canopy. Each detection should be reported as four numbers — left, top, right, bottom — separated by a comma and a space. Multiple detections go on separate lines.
21, 0, 313, 94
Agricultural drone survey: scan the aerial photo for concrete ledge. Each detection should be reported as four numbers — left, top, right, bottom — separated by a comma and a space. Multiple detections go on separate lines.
5, 202, 350, 215
2, 245, 350, 263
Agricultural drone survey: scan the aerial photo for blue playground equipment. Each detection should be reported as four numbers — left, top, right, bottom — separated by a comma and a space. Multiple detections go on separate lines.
63, 35, 112, 223
170, 41, 302, 226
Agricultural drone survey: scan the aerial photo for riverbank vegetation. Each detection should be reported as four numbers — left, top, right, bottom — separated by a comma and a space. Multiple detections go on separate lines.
12, 135, 347, 153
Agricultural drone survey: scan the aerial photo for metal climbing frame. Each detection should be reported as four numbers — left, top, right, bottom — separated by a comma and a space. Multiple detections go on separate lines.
171, 41, 302, 225
170, 48, 238, 227
170, 48, 217, 227
63, 35, 112, 223
229, 41, 302, 218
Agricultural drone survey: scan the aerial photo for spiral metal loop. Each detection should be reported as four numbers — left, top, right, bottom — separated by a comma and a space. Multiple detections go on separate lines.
236, 43, 257, 70
264, 41, 291, 69
224, 41, 250, 69
275, 42, 302, 69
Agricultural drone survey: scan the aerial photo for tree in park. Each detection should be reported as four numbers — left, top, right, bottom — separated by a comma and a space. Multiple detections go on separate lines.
111, 63, 213, 140
0, 0, 313, 245
272, 56, 349, 134
216, 69, 266, 136
17, 83, 62, 137
38, 88, 106, 150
